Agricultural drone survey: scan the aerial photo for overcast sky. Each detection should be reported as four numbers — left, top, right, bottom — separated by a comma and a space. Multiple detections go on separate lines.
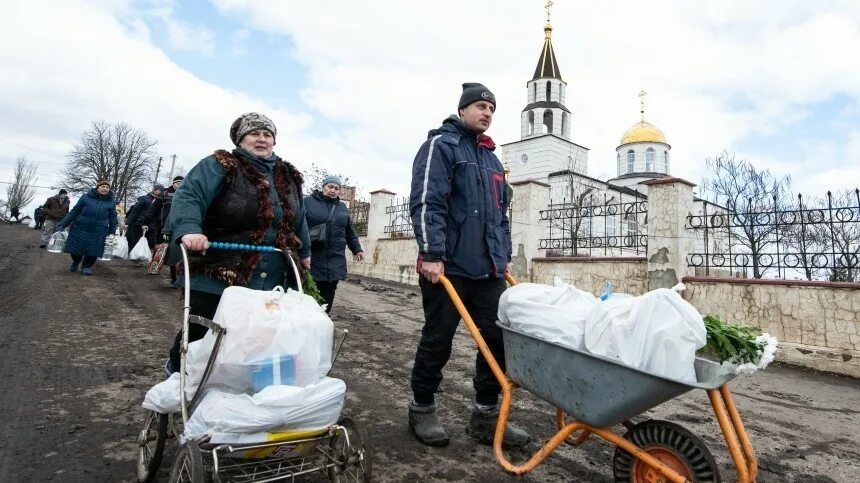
2, 0, 860, 214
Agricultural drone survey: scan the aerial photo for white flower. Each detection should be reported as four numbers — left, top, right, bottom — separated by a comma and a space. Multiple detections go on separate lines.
720, 332, 779, 375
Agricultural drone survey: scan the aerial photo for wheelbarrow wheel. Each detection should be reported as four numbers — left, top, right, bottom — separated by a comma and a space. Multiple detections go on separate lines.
137, 410, 168, 483
168, 441, 205, 483
613, 419, 721, 483
327, 417, 373, 482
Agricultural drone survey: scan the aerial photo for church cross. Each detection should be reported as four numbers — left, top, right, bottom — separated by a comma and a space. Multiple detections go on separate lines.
639, 90, 647, 122
545, 0, 554, 22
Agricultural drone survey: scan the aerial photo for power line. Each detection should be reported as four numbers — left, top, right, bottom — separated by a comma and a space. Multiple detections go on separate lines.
0, 181, 58, 189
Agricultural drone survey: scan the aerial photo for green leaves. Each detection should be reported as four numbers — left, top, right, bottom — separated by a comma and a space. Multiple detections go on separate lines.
700, 314, 765, 364
302, 272, 325, 304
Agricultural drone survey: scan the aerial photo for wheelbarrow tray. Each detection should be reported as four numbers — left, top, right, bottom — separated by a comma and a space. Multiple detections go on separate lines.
498, 322, 736, 428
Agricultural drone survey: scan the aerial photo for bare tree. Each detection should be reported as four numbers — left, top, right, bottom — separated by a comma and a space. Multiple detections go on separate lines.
61, 121, 158, 205
545, 156, 605, 256
4, 156, 38, 213
816, 189, 860, 282
303, 163, 354, 197
703, 151, 792, 278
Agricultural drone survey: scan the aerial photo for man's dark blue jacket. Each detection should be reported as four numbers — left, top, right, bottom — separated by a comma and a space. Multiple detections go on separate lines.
409, 115, 512, 279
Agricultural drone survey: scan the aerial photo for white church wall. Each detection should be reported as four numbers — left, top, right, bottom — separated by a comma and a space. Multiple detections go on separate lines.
616, 141, 671, 176
504, 136, 589, 184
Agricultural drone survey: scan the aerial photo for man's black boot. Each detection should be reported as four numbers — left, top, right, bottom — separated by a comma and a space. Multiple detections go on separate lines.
408, 402, 449, 447
466, 403, 532, 448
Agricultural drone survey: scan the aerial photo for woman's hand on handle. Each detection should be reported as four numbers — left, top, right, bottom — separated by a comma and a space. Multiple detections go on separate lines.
354, 251, 364, 262
300, 257, 311, 269
181, 234, 209, 254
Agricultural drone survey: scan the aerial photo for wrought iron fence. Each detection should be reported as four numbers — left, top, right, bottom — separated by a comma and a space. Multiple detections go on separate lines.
687, 189, 860, 281
347, 201, 369, 236
384, 197, 413, 237
539, 190, 648, 257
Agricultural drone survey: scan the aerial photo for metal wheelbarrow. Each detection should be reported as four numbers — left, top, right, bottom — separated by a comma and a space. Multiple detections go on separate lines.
438, 273, 757, 483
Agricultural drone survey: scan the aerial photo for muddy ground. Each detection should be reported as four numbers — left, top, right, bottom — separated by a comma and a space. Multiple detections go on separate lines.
0, 223, 858, 482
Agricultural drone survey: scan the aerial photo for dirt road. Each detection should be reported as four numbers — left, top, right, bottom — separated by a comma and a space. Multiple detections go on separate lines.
0, 223, 858, 482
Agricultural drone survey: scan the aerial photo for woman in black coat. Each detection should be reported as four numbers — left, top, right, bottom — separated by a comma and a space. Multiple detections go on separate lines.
57, 179, 118, 275
304, 175, 364, 313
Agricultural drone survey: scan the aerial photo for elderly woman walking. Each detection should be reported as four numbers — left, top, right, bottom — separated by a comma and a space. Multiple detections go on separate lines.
164, 112, 312, 374
304, 175, 364, 313
56, 179, 118, 275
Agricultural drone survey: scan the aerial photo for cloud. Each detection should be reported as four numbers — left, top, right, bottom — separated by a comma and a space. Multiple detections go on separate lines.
163, 15, 216, 55
230, 29, 249, 57
3, 0, 860, 216
210, 0, 860, 195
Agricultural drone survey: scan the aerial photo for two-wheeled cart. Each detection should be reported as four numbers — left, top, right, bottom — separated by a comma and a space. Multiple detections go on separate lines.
137, 242, 372, 482
439, 274, 757, 483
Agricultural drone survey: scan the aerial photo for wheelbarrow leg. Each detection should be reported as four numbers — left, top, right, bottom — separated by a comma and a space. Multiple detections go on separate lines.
707, 386, 757, 483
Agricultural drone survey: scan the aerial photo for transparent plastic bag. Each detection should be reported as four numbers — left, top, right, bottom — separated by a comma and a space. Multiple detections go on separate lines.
46, 229, 68, 253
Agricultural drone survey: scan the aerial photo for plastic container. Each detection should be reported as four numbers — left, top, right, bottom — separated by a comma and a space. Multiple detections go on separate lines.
46, 230, 68, 253
252, 354, 296, 392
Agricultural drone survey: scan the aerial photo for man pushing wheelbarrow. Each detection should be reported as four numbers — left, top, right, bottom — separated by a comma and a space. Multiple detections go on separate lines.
406, 82, 531, 448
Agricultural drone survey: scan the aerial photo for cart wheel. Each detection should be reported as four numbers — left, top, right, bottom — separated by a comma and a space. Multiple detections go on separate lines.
613, 419, 721, 483
327, 417, 373, 482
137, 410, 168, 483
168, 441, 205, 483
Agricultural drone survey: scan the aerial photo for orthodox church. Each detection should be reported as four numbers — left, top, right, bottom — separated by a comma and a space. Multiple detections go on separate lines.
501, 13, 720, 257
502, 18, 672, 199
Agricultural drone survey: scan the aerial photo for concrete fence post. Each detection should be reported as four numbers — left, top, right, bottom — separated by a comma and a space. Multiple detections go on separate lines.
642, 177, 696, 290
509, 179, 551, 281
366, 189, 396, 264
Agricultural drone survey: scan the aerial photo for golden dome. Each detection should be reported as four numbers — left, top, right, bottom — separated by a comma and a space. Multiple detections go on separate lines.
619, 121, 667, 145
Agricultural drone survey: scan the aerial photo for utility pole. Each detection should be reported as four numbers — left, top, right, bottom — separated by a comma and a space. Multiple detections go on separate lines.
153, 156, 163, 185
166, 154, 177, 182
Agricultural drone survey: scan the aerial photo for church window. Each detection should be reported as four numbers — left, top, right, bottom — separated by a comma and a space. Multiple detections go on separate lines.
617, 153, 621, 174
560, 83, 565, 102
543, 110, 553, 134
545, 81, 551, 101
627, 150, 635, 172
528, 111, 535, 135
663, 150, 669, 172
561, 112, 567, 137
646, 148, 655, 171
533, 83, 537, 102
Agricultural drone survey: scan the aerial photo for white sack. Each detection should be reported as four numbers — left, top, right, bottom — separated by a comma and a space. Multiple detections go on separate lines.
183, 377, 346, 442
498, 277, 598, 350
113, 236, 129, 259
185, 286, 333, 395
584, 289, 706, 383
142, 372, 181, 414
129, 237, 152, 262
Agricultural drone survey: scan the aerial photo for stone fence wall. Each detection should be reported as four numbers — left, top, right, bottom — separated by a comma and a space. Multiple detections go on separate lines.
343, 182, 859, 377
682, 277, 860, 377
531, 257, 648, 295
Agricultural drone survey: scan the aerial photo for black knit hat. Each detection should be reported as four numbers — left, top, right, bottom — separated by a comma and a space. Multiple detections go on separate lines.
172, 175, 184, 182
58, 189, 68, 195
458, 82, 496, 110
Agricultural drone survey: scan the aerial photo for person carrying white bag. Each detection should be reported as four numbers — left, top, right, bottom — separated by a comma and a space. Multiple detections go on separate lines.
161, 112, 312, 376
129, 226, 152, 262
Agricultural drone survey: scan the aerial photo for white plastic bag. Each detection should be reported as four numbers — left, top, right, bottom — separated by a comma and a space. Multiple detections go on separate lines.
498, 277, 597, 350
142, 373, 181, 414
185, 286, 334, 395
183, 377, 346, 442
129, 236, 152, 262
113, 232, 129, 259
585, 289, 706, 383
